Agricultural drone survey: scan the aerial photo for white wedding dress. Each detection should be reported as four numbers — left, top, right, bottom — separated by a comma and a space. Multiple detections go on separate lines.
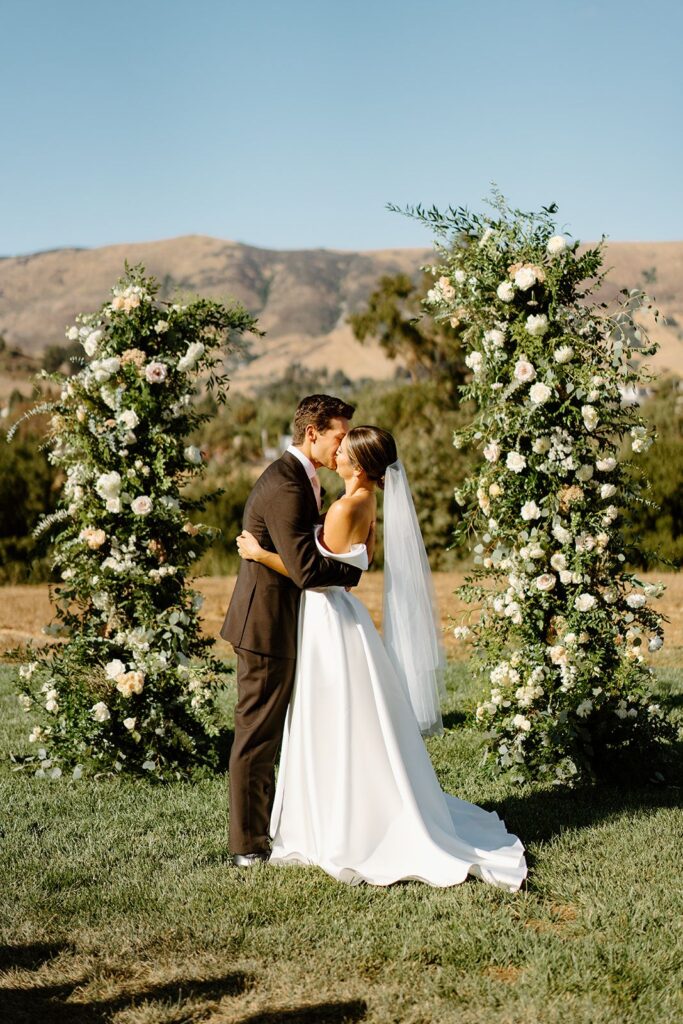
269, 531, 527, 891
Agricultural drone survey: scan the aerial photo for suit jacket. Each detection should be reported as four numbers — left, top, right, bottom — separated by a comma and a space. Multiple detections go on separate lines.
221, 451, 363, 659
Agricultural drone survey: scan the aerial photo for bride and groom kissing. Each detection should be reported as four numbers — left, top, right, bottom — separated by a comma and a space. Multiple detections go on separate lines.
221, 394, 527, 890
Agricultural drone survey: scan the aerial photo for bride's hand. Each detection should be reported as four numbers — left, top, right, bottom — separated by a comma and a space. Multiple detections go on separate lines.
236, 530, 265, 561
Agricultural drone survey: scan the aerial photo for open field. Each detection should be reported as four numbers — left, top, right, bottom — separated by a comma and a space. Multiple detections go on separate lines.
3, 571, 683, 666
1, 661, 682, 1024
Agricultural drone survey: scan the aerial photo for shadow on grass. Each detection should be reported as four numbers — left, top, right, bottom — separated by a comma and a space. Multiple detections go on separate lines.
234, 1000, 368, 1024
442, 710, 468, 730
0, 944, 253, 1024
491, 775, 683, 849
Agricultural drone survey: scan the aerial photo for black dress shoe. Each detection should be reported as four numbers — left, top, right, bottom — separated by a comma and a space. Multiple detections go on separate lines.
232, 852, 270, 868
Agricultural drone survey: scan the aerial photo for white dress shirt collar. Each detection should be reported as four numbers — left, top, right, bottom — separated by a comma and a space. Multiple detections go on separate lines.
287, 444, 317, 481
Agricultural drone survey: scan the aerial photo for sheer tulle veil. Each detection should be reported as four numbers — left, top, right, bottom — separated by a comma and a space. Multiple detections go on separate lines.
381, 460, 446, 736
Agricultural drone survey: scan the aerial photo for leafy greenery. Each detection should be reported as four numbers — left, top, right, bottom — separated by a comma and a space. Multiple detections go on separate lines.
8, 266, 257, 780
410, 191, 675, 784
2, 662, 682, 1024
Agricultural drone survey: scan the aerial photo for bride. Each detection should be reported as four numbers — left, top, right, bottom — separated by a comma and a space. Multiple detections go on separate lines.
236, 425, 527, 891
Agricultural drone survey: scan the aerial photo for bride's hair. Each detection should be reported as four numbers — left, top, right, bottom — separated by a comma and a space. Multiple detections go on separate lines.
346, 426, 397, 490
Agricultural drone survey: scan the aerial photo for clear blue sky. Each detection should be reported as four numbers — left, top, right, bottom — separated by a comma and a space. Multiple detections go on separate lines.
2, 0, 681, 255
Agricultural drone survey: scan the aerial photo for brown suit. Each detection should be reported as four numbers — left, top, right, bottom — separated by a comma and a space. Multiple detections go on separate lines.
221, 450, 362, 854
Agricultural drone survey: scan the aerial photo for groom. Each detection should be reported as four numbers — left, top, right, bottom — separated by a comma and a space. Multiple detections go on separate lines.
221, 394, 363, 866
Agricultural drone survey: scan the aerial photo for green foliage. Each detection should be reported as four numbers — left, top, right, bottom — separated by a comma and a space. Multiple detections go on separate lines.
9, 265, 258, 780
623, 376, 683, 567
413, 191, 675, 785
0, 429, 58, 583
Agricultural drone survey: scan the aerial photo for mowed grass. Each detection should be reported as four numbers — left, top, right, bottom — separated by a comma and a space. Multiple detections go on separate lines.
1, 663, 682, 1024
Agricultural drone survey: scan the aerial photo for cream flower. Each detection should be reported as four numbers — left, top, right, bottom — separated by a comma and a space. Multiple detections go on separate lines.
465, 351, 483, 373
91, 701, 111, 722
521, 500, 541, 521
178, 341, 205, 373
514, 267, 538, 291
80, 527, 106, 549
131, 495, 153, 516
596, 456, 617, 472
535, 573, 556, 592
484, 329, 505, 349
532, 437, 551, 454
145, 361, 168, 384
529, 382, 552, 405
526, 314, 549, 337
506, 451, 527, 473
574, 593, 596, 612
547, 235, 568, 255
184, 445, 203, 465
581, 405, 599, 431
553, 345, 574, 363
550, 552, 567, 571
497, 281, 515, 302
483, 440, 501, 463
600, 483, 617, 500
514, 358, 536, 383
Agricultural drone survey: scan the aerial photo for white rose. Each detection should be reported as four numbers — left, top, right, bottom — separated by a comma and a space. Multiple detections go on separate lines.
145, 361, 168, 384
123, 717, 137, 730
514, 358, 536, 383
514, 267, 538, 291
155, 320, 169, 334
465, 351, 483, 373
547, 235, 568, 255
600, 484, 617, 499
506, 451, 527, 473
105, 659, 126, 679
558, 569, 572, 584
553, 345, 574, 363
497, 281, 515, 302
532, 437, 551, 455
526, 314, 549, 337
550, 553, 567, 571
596, 456, 617, 472
483, 441, 501, 463
67, 325, 80, 341
484, 329, 505, 349
454, 269, 467, 284
574, 593, 596, 612
117, 409, 139, 430
626, 593, 646, 609
83, 329, 103, 357
576, 699, 593, 718
184, 445, 203, 465
576, 464, 594, 482
95, 471, 122, 501
177, 341, 205, 373
649, 636, 663, 652
91, 701, 111, 722
581, 405, 599, 431
106, 497, 122, 514
131, 495, 153, 516
535, 573, 556, 592
529, 382, 552, 405
521, 500, 541, 521
512, 714, 531, 731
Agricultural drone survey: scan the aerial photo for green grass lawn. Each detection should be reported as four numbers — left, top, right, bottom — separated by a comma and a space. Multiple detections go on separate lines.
1, 662, 682, 1024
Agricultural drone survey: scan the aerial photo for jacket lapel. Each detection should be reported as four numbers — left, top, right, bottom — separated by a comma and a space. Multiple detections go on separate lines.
280, 451, 319, 519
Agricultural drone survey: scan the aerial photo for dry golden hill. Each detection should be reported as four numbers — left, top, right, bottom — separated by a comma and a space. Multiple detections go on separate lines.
0, 236, 681, 398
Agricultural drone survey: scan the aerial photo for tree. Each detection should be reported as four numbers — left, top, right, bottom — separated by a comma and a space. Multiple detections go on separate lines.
348, 271, 467, 394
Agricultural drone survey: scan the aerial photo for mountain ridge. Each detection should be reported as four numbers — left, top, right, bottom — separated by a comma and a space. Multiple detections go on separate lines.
1, 235, 681, 393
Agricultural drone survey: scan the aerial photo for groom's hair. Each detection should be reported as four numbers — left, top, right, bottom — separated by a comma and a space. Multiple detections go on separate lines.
291, 394, 355, 444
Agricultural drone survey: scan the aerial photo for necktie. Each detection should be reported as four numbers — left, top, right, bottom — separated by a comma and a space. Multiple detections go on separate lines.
310, 473, 322, 512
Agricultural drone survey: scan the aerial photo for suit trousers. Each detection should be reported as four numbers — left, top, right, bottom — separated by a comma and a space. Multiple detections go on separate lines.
229, 647, 296, 855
